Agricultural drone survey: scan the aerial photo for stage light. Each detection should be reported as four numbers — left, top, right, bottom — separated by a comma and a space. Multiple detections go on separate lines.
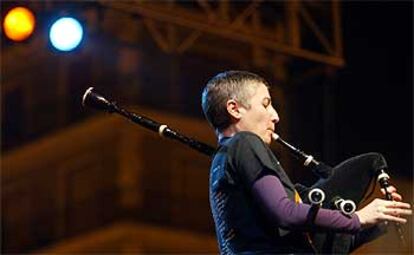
49, 17, 83, 52
3, 7, 36, 42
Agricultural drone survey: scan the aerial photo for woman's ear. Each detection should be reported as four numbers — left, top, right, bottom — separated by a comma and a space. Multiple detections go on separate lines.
226, 99, 243, 120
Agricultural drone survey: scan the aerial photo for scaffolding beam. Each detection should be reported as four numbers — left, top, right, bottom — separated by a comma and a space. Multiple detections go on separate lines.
100, 1, 344, 67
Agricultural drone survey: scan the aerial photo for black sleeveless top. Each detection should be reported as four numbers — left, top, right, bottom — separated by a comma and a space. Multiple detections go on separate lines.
209, 132, 314, 254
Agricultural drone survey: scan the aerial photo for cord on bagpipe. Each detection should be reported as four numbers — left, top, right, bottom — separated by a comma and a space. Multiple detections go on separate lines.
82, 87, 406, 253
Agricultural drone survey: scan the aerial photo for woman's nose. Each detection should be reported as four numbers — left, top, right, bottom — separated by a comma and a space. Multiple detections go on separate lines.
271, 107, 279, 123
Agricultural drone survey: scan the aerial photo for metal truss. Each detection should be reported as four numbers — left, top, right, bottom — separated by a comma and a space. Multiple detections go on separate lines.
99, 0, 344, 67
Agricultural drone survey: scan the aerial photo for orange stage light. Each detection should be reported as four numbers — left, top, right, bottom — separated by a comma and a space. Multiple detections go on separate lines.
3, 7, 36, 42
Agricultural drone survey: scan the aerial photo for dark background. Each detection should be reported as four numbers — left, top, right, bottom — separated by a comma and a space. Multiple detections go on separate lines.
338, 2, 412, 176
2, 1, 411, 176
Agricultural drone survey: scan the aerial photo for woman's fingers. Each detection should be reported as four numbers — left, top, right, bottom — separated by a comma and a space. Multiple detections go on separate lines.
382, 207, 412, 216
385, 200, 411, 209
391, 193, 403, 201
381, 214, 408, 224
358, 198, 412, 228
381, 186, 403, 201
382, 186, 397, 193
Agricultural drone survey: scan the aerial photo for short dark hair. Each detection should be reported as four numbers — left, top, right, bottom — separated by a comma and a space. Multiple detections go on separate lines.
201, 70, 269, 131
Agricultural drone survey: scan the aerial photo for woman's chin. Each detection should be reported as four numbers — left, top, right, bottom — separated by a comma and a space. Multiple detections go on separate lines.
263, 135, 272, 145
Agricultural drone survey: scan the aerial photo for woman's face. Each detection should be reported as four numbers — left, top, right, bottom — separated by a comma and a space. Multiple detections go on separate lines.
237, 83, 279, 144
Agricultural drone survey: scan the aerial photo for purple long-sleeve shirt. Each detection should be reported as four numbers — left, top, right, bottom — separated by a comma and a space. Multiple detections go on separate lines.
252, 175, 361, 234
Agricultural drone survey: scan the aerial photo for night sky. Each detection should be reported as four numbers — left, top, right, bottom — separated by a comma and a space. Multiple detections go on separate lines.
1, 1, 411, 177
336, 2, 412, 176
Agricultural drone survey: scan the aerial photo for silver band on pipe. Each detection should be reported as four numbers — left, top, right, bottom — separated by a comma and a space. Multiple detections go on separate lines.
271, 133, 279, 141
82, 87, 94, 107
377, 172, 390, 182
304, 155, 314, 166
158, 124, 168, 137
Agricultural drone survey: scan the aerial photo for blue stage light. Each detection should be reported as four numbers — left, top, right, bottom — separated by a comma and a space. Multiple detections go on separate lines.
49, 17, 83, 51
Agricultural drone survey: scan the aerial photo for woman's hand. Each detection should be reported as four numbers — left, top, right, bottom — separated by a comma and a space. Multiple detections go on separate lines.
355, 198, 411, 228
380, 185, 402, 201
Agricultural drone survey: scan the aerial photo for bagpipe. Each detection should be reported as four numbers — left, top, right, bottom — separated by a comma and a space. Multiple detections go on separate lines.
271, 133, 406, 253
82, 87, 406, 254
